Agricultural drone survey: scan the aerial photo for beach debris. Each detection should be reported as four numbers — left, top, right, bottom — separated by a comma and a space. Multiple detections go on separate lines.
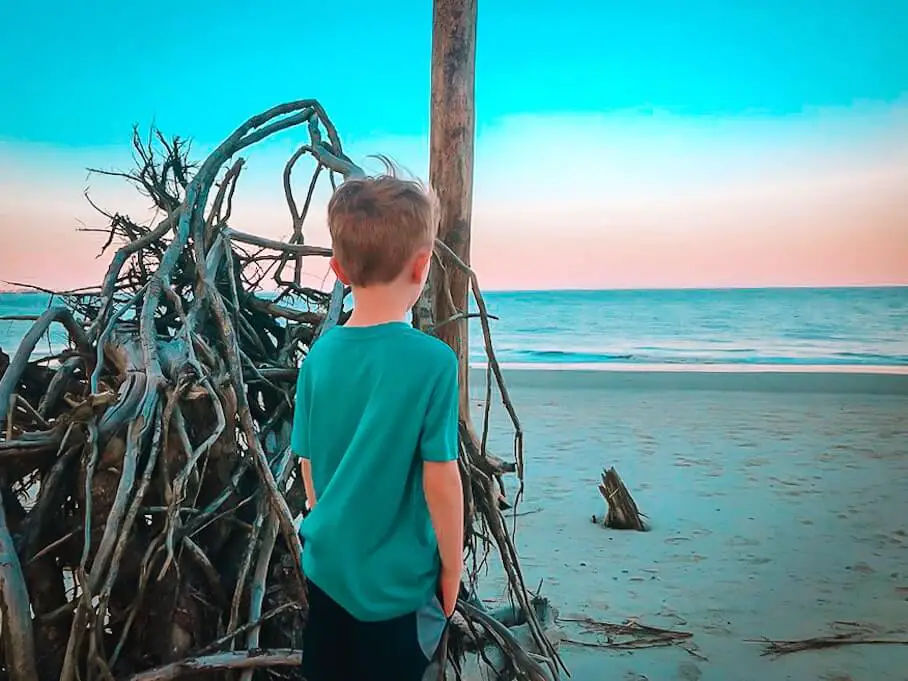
676, 661, 703, 680
596, 466, 649, 531
0, 100, 557, 681
751, 620, 908, 656
441, 597, 561, 681
560, 615, 693, 651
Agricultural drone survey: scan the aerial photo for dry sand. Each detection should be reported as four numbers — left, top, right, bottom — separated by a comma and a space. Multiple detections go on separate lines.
468, 368, 908, 681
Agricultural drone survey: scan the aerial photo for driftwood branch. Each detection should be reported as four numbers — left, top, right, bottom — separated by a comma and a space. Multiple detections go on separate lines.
126, 649, 301, 681
750, 621, 908, 656
0, 307, 90, 428
0, 486, 40, 681
561, 615, 692, 651
756, 634, 908, 656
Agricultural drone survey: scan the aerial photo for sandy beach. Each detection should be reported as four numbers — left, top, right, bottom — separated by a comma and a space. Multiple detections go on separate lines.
469, 368, 908, 681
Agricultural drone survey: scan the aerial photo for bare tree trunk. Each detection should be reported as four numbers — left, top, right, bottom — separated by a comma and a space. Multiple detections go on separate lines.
428, 0, 477, 415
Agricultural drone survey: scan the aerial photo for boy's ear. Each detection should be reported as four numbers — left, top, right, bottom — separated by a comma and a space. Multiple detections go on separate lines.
410, 249, 432, 282
330, 257, 351, 285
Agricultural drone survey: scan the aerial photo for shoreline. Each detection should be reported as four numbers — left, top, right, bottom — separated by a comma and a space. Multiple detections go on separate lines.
470, 364, 908, 395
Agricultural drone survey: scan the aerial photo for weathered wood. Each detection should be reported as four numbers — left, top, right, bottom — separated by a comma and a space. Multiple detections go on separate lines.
126, 649, 301, 681
0, 97, 564, 681
0, 485, 40, 681
0, 307, 89, 429
598, 466, 648, 531
424, 5, 564, 679
428, 0, 477, 414
426, 5, 478, 677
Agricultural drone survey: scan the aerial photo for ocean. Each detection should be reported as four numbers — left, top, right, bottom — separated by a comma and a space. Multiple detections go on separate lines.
2, 287, 907, 368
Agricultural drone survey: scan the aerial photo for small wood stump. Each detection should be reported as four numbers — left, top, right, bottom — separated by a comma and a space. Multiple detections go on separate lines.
596, 467, 648, 531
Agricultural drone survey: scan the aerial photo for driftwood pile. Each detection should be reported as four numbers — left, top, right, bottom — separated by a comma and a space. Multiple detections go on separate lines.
0, 101, 563, 681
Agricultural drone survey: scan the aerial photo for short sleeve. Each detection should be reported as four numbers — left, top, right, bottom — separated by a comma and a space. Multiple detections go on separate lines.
291, 363, 309, 459
419, 353, 460, 462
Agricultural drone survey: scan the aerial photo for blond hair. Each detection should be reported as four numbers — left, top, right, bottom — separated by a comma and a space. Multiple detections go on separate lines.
327, 159, 439, 287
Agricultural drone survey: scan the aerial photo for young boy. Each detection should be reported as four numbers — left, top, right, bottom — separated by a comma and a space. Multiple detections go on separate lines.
292, 168, 464, 681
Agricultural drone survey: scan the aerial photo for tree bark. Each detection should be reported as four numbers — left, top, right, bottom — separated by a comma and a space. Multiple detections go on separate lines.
0, 486, 40, 681
428, 0, 477, 414
425, 4, 481, 677
598, 467, 648, 531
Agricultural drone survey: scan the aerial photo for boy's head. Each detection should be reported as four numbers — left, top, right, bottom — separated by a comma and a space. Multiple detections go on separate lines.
327, 162, 439, 305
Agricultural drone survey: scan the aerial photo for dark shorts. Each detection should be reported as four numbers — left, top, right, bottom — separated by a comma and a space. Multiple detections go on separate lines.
301, 579, 448, 681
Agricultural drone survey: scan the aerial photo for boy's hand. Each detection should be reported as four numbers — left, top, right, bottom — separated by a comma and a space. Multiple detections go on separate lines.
440, 565, 461, 617
423, 458, 464, 618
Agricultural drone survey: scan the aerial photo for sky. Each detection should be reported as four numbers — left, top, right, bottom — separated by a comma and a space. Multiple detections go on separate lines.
1, 0, 907, 291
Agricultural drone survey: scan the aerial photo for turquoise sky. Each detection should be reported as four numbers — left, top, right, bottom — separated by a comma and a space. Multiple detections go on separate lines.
1, 1, 907, 290
1, 0, 906, 147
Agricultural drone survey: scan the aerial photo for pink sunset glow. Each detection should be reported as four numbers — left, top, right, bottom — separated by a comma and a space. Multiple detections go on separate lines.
2, 105, 907, 292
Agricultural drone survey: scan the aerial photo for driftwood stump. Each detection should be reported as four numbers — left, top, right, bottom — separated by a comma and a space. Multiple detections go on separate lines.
597, 467, 648, 531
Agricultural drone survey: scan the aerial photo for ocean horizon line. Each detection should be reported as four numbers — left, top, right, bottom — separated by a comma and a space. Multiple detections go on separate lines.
2, 283, 907, 296
473, 362, 908, 375
478, 283, 908, 294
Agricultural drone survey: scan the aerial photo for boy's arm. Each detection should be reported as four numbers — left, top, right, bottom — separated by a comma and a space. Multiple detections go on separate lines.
420, 353, 463, 616
291, 364, 316, 510
300, 459, 316, 511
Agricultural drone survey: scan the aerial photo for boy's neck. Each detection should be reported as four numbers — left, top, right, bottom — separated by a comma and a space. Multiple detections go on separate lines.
345, 285, 412, 328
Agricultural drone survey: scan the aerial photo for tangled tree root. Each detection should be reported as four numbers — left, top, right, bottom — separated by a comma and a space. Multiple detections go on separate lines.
0, 101, 564, 681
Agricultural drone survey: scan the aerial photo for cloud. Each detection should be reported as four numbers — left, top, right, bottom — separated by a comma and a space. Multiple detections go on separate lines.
472, 100, 908, 207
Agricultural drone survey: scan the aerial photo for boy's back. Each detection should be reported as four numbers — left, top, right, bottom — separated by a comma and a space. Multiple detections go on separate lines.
294, 167, 463, 680
293, 321, 458, 619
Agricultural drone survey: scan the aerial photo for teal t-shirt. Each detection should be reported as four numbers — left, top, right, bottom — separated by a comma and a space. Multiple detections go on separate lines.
291, 321, 459, 621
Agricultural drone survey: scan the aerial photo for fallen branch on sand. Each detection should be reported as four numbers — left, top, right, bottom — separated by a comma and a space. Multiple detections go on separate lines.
0, 101, 562, 681
125, 649, 302, 681
560, 615, 692, 651
752, 632, 908, 656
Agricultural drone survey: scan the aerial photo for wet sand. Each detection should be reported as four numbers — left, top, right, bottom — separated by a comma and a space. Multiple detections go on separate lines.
469, 368, 908, 681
